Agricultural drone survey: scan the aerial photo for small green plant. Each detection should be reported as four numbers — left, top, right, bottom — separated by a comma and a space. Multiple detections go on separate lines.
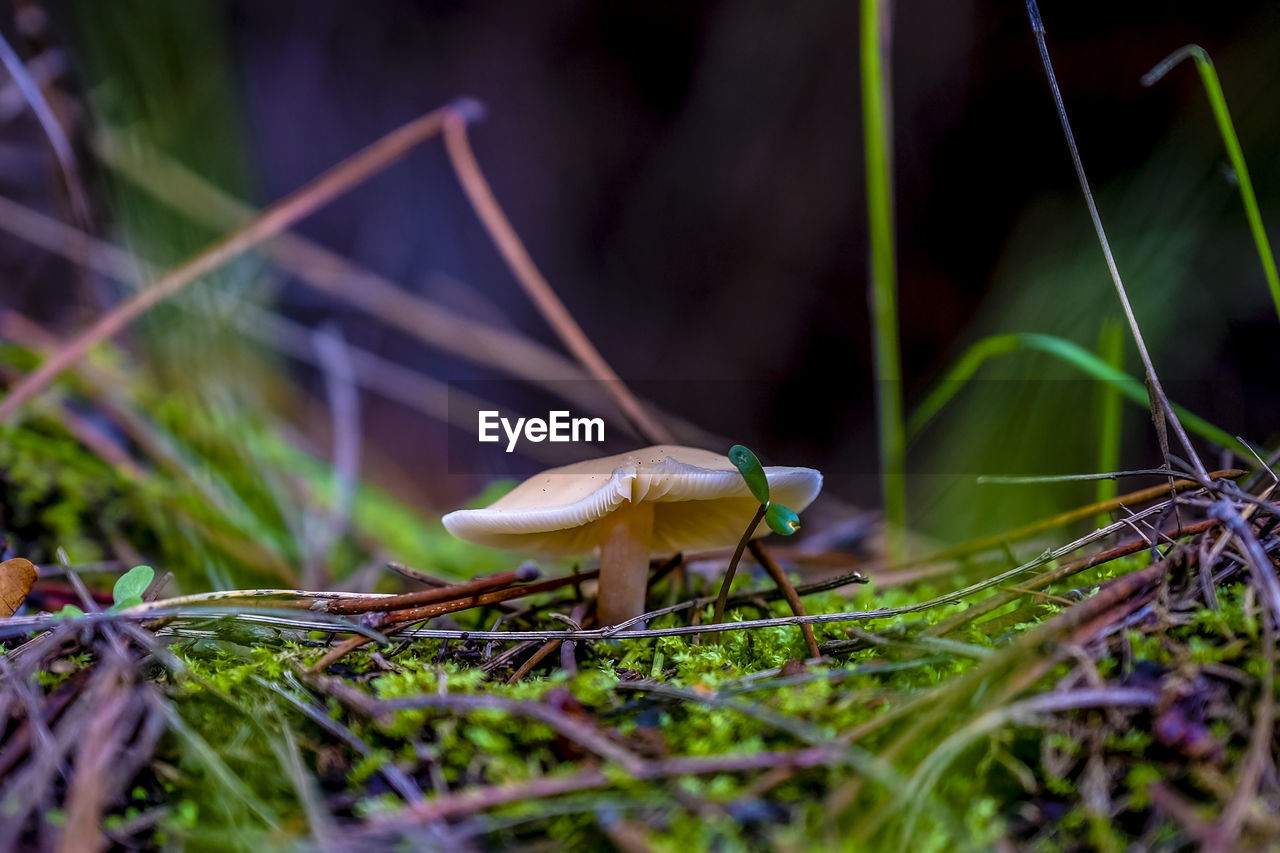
709, 445, 804, 632
54, 564, 154, 618
726, 444, 802, 537
109, 564, 155, 611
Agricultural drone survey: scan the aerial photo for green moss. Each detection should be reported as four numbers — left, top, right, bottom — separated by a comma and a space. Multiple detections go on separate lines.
2, 370, 1265, 850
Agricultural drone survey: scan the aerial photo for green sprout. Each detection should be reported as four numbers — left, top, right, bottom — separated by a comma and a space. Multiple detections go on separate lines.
110, 564, 155, 611
709, 445, 805, 639
1142, 45, 1280, 324
53, 564, 155, 619
765, 503, 801, 536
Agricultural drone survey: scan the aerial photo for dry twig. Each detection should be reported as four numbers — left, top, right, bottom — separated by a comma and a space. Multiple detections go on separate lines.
0, 101, 481, 422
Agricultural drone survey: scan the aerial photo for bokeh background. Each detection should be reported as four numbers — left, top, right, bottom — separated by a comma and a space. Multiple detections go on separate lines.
3, 0, 1279, 551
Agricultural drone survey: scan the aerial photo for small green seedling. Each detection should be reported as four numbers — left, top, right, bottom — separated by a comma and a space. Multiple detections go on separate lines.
727, 444, 802, 537
53, 564, 154, 619
110, 564, 155, 611
709, 445, 806, 637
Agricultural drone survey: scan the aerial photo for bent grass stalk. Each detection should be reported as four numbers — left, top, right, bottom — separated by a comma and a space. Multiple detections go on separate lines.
1143, 45, 1280, 324
904, 331, 1247, 458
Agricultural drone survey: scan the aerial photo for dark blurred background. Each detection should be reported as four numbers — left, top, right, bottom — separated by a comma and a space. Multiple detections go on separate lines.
3, 0, 1279, 543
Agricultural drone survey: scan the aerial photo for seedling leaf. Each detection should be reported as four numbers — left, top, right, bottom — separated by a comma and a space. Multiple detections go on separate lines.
765, 503, 801, 536
113, 565, 154, 606
728, 445, 770, 505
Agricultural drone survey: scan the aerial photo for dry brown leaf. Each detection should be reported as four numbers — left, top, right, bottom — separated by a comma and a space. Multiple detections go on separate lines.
0, 557, 38, 617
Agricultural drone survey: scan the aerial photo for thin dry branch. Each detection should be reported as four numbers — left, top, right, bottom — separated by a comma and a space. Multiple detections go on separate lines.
0, 210, 556, 457
899, 469, 1243, 569
307, 671, 648, 774
0, 101, 480, 423
748, 541, 821, 658
0, 29, 90, 225
925, 518, 1220, 638
374, 744, 853, 827
1027, 0, 1209, 481
89, 131, 634, 425
441, 112, 672, 445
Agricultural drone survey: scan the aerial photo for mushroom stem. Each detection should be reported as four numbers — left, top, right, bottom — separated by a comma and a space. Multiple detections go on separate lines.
596, 499, 655, 627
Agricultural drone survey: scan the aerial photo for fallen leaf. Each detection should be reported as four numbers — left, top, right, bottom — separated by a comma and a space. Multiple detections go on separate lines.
1, 557, 38, 618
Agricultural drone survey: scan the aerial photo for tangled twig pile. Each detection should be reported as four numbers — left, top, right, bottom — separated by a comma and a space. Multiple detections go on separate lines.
1, 465, 1277, 848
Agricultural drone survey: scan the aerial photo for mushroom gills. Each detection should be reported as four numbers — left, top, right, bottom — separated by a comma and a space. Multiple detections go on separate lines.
595, 499, 655, 627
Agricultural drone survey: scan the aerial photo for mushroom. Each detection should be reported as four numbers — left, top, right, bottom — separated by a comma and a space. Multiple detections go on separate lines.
442, 445, 822, 626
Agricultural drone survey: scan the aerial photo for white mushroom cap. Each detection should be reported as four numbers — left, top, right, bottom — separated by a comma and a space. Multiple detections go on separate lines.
442, 445, 823, 555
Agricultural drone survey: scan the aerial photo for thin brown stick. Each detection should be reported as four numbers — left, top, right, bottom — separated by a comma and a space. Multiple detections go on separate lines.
386, 562, 452, 588
308, 671, 646, 773
306, 570, 599, 672
0, 210, 561, 463
441, 113, 672, 445
748, 541, 821, 658
307, 634, 374, 675
0, 102, 476, 423
377, 744, 850, 827
925, 518, 1220, 638
323, 570, 530, 614
506, 639, 563, 684
707, 504, 768, 645
506, 561, 672, 682
382, 570, 599, 623
900, 470, 1243, 569
1028, 3, 1209, 481
90, 129, 616, 408
505, 604, 596, 683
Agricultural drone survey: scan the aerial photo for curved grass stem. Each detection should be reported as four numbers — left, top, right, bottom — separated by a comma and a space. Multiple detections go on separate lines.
905, 331, 1248, 458
1143, 45, 1280, 325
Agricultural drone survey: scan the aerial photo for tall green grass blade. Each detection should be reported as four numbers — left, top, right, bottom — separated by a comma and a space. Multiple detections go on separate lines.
1094, 318, 1124, 517
906, 332, 1247, 457
1143, 45, 1280, 324
861, 0, 905, 559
